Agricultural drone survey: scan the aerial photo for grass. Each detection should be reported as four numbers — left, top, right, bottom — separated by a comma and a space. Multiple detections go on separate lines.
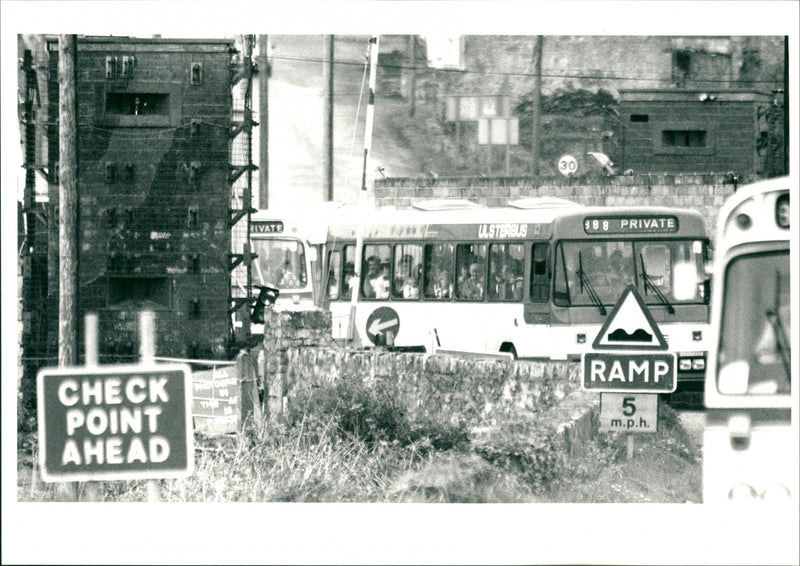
16, 379, 701, 503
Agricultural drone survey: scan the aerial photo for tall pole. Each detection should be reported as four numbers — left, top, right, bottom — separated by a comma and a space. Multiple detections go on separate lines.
348, 36, 379, 341
243, 35, 255, 347
58, 35, 78, 369
324, 35, 335, 201
361, 36, 379, 195
783, 35, 789, 176
408, 35, 417, 118
258, 35, 269, 209
531, 36, 543, 177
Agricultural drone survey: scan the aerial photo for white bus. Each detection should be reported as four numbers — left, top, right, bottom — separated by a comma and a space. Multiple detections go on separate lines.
322, 198, 711, 388
248, 205, 336, 314
703, 177, 795, 503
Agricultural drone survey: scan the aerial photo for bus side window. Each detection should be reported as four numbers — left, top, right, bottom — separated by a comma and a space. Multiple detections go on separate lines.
488, 243, 524, 301
530, 243, 550, 302
327, 250, 340, 300
393, 244, 422, 300
456, 243, 487, 301
363, 244, 392, 300
423, 243, 454, 300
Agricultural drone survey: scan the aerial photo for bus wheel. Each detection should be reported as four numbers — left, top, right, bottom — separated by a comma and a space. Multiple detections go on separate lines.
500, 343, 518, 360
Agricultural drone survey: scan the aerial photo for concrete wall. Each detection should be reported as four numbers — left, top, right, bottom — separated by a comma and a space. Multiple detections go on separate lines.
373, 172, 758, 240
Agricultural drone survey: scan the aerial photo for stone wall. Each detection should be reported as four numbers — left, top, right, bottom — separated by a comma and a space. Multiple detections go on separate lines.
374, 172, 760, 239
256, 307, 599, 453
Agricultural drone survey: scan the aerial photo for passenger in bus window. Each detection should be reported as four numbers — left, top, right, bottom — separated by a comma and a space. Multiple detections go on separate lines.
394, 254, 417, 298
327, 271, 339, 299
460, 262, 484, 300
341, 259, 356, 299
504, 262, 524, 300
372, 263, 391, 299
278, 260, 299, 288
400, 265, 421, 299
363, 256, 380, 298
433, 269, 453, 299
607, 250, 633, 287
457, 264, 470, 290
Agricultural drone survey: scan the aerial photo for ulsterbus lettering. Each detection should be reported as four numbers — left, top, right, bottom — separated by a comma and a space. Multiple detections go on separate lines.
478, 223, 529, 239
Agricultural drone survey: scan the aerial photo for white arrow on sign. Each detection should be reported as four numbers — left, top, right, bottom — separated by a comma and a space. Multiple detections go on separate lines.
369, 317, 398, 336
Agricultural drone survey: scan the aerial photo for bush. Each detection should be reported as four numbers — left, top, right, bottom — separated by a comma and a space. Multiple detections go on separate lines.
387, 452, 537, 503
471, 418, 566, 494
287, 377, 469, 451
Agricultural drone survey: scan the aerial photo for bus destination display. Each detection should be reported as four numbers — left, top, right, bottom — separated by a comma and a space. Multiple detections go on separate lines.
583, 216, 679, 234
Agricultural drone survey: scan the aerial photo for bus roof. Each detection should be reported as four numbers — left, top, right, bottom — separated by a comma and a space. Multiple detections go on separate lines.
715, 176, 790, 247
322, 202, 707, 240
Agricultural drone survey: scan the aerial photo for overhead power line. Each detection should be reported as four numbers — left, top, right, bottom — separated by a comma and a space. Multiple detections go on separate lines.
268, 54, 784, 86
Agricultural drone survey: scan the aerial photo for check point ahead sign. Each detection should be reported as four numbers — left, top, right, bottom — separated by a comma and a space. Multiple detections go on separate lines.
37, 364, 193, 482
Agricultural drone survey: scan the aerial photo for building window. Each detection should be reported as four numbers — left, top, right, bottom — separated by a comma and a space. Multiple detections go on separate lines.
106, 92, 170, 116
107, 276, 172, 308
630, 114, 649, 123
662, 130, 707, 147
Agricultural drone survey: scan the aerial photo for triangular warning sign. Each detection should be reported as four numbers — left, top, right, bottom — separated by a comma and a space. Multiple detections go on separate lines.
592, 284, 668, 350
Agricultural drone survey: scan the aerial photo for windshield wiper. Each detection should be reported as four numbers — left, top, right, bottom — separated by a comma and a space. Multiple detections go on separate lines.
639, 253, 675, 314
765, 308, 791, 377
577, 252, 607, 315
766, 272, 791, 378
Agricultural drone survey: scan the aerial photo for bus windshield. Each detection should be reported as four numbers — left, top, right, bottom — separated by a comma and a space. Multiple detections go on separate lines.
251, 238, 308, 291
553, 239, 706, 307
717, 250, 791, 396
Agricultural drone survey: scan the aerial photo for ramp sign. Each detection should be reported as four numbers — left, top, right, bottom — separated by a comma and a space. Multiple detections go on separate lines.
592, 284, 668, 350
582, 285, 676, 393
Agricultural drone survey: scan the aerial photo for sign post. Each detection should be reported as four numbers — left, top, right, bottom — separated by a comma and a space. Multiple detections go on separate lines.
581, 285, 675, 459
37, 310, 193, 498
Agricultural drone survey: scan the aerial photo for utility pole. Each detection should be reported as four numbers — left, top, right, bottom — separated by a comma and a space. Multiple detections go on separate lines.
530, 36, 543, 177
324, 35, 335, 201
408, 35, 417, 118
258, 35, 269, 209
58, 35, 78, 368
784, 35, 789, 176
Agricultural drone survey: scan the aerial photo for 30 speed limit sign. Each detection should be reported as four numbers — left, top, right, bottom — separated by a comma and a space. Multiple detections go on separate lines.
557, 154, 578, 177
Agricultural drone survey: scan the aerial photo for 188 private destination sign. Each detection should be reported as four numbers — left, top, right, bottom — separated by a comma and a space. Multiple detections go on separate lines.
583, 216, 679, 234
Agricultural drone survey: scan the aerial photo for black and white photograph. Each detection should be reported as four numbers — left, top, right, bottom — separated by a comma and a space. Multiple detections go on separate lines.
2, 1, 798, 564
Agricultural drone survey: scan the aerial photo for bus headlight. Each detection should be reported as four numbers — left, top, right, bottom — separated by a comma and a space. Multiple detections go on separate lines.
761, 484, 791, 501
678, 355, 705, 371
728, 484, 759, 501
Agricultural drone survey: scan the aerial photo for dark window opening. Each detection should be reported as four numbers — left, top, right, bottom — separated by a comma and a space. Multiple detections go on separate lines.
630, 114, 649, 123
107, 276, 172, 308
662, 130, 707, 147
674, 50, 691, 74
106, 92, 170, 116
529, 243, 550, 302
